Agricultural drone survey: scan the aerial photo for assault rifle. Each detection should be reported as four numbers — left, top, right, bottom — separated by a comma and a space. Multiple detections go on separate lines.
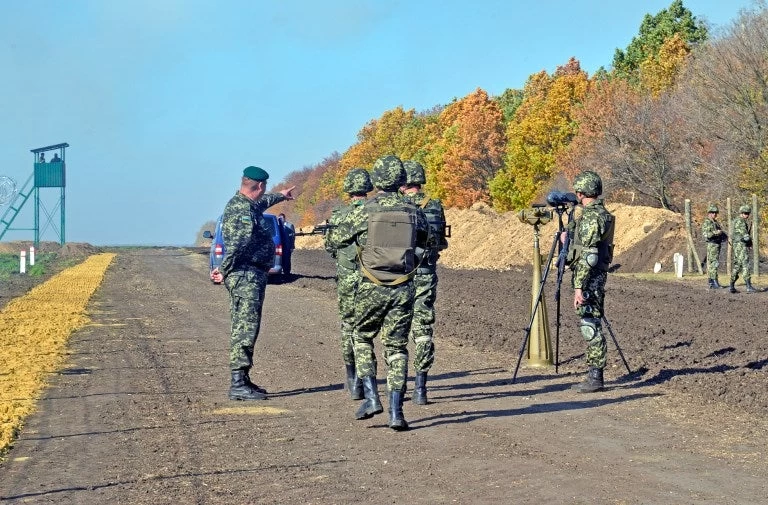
295, 220, 336, 236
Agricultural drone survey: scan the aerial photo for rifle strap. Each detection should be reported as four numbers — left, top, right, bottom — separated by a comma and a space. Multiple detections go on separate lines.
356, 246, 418, 286
420, 195, 431, 209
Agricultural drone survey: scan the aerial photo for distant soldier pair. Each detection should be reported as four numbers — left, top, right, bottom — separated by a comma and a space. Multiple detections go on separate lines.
325, 155, 446, 431
701, 203, 755, 293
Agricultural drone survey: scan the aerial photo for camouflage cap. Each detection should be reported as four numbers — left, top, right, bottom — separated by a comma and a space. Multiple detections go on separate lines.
343, 167, 373, 194
707, 204, 719, 213
572, 170, 602, 197
403, 160, 427, 185
370, 155, 405, 191
739, 204, 751, 214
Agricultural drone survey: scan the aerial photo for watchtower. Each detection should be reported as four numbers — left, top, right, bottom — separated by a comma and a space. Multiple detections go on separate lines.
0, 143, 69, 245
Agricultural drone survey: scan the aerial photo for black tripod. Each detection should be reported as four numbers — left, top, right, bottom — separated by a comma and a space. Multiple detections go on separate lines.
511, 196, 631, 383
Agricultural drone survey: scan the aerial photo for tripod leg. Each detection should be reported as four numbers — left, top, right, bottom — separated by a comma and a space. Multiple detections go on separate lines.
602, 315, 631, 375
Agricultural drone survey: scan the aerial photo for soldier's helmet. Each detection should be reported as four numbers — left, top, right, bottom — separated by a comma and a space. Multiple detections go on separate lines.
343, 168, 373, 194
739, 204, 751, 214
403, 160, 427, 185
371, 155, 406, 191
572, 170, 603, 197
707, 204, 719, 213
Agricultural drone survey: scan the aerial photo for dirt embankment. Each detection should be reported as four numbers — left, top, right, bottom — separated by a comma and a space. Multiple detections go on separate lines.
297, 203, 689, 273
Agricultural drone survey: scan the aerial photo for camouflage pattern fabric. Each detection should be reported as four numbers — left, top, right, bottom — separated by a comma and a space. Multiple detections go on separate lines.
571, 199, 614, 370
701, 216, 724, 280
343, 168, 373, 194
220, 191, 286, 371
334, 190, 429, 393
325, 199, 367, 366
220, 192, 286, 278
225, 269, 267, 370
402, 191, 444, 372
730, 215, 752, 283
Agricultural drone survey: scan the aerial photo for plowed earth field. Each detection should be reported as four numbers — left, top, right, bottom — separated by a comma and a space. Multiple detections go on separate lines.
0, 247, 766, 504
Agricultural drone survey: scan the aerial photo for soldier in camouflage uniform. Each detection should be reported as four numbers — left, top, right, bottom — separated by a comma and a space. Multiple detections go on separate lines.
729, 204, 756, 294
324, 168, 373, 400
399, 160, 448, 405
701, 204, 726, 289
211, 166, 294, 400
567, 170, 615, 393
333, 155, 429, 431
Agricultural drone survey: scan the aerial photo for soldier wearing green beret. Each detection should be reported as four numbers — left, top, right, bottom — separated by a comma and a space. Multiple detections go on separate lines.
701, 204, 725, 289
211, 166, 295, 400
729, 204, 756, 293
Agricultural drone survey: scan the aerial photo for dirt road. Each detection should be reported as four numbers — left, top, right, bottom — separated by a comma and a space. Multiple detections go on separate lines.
0, 249, 766, 504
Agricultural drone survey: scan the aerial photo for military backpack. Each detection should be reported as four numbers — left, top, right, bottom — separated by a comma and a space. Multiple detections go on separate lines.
359, 201, 421, 285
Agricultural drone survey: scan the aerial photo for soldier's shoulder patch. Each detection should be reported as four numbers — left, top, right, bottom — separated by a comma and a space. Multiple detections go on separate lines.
240, 215, 253, 223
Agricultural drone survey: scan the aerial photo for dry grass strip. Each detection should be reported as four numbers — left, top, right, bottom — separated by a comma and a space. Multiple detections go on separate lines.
0, 253, 115, 456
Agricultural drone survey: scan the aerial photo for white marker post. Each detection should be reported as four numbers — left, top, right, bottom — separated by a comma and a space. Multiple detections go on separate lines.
29, 246, 35, 266
20, 250, 26, 274
673, 252, 684, 278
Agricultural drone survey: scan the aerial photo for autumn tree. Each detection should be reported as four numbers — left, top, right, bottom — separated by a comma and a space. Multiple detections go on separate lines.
560, 78, 692, 210
612, 0, 707, 84
639, 32, 692, 96
272, 152, 342, 227
679, 2, 768, 210
490, 58, 589, 211
427, 88, 505, 207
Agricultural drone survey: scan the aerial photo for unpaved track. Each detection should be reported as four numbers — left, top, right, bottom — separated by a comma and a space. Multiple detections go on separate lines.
0, 249, 766, 504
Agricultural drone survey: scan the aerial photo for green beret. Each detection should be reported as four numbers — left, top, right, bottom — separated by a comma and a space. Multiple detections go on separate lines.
243, 166, 269, 181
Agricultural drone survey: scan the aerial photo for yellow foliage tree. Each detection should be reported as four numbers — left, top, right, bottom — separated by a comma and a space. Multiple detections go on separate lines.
491, 58, 589, 211
639, 32, 692, 96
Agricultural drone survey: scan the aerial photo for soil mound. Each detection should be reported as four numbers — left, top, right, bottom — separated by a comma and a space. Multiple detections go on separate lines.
295, 203, 688, 273
0, 241, 101, 258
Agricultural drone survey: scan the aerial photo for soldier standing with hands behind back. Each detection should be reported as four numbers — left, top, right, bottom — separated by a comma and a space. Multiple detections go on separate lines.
729, 204, 756, 293
701, 204, 725, 289
210, 166, 295, 401
567, 170, 615, 393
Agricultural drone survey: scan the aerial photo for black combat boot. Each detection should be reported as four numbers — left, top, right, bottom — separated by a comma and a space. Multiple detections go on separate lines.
572, 367, 604, 393
712, 278, 722, 289
229, 370, 267, 401
243, 371, 267, 394
388, 388, 409, 431
345, 364, 364, 400
708, 279, 715, 289
355, 376, 383, 420
412, 372, 428, 405
745, 280, 757, 293
729, 280, 738, 293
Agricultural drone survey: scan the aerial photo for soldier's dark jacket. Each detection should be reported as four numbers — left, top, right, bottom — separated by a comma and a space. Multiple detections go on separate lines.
402, 191, 447, 272
220, 192, 286, 278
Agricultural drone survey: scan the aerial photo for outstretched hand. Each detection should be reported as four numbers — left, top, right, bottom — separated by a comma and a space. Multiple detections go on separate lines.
281, 186, 296, 200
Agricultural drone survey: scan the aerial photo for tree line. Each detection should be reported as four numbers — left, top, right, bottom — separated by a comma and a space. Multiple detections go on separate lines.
266, 1, 767, 240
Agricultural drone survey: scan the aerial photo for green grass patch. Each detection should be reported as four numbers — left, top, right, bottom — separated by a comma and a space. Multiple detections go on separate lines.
0, 252, 58, 279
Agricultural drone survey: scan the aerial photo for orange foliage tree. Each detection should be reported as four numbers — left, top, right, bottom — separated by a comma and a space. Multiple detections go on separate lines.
490, 58, 589, 211
427, 88, 505, 207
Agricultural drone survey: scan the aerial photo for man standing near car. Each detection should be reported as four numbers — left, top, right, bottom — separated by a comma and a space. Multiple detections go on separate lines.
399, 160, 448, 405
210, 166, 295, 400
277, 213, 295, 276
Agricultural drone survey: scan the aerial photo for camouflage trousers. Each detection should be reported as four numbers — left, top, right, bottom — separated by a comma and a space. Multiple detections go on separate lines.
224, 269, 268, 371
705, 243, 722, 280
335, 265, 360, 366
410, 270, 437, 372
574, 271, 608, 369
731, 243, 751, 283
353, 279, 415, 393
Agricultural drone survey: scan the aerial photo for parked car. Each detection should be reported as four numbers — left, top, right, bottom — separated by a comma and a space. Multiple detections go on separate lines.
202, 213, 284, 284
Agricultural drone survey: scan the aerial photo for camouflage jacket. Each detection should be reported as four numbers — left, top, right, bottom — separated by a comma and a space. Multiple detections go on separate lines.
402, 190, 448, 254
219, 192, 286, 278
701, 217, 724, 243
571, 199, 615, 289
333, 191, 430, 264
324, 198, 366, 269
731, 216, 752, 246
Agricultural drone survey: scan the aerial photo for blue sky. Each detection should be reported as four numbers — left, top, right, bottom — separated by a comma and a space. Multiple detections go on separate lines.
0, 0, 754, 245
